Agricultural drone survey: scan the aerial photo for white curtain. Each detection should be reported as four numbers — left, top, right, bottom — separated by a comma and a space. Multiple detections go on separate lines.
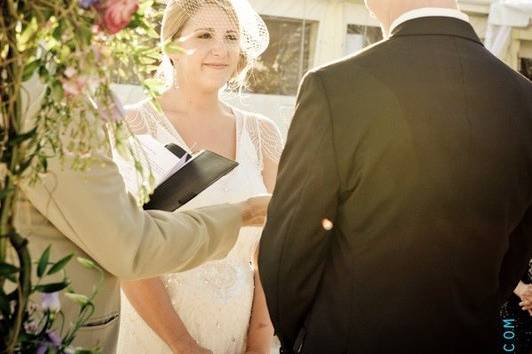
314, 0, 346, 65
484, 24, 513, 58
485, 0, 532, 58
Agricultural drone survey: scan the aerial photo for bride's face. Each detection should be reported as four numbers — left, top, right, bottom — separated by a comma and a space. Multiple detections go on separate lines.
171, 5, 242, 92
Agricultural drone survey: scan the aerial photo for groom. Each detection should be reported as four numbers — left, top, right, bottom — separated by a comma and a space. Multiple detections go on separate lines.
259, 0, 532, 353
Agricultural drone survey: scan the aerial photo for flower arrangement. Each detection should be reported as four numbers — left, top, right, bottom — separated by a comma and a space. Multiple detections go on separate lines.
0, 0, 166, 352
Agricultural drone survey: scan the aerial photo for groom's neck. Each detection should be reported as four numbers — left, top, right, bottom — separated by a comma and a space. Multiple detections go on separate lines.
380, 0, 459, 35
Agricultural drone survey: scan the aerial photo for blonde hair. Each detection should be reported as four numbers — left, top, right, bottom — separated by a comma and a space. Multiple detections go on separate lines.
160, 0, 252, 92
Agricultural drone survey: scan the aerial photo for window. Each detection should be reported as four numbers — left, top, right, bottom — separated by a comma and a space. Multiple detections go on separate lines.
247, 16, 318, 96
345, 24, 382, 56
519, 58, 532, 81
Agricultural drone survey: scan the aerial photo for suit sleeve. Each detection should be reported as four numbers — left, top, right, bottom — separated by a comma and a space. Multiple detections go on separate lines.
498, 206, 532, 303
21, 150, 243, 280
258, 71, 341, 348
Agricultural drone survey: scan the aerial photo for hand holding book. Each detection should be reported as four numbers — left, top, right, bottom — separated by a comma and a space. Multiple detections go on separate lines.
112, 135, 270, 216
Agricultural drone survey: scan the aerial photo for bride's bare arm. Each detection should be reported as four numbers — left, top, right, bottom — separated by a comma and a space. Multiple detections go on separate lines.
246, 134, 280, 353
246, 265, 275, 354
121, 279, 211, 354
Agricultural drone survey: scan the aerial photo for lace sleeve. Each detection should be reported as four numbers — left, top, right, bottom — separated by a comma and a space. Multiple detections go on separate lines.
247, 114, 284, 170
124, 102, 157, 135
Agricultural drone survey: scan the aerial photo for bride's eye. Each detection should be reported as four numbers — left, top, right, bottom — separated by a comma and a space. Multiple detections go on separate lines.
226, 34, 239, 41
198, 32, 213, 39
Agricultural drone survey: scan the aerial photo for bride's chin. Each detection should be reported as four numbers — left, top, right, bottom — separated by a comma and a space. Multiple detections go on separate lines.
197, 79, 229, 93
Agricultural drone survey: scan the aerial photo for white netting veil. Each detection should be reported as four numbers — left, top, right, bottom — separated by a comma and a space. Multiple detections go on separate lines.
157, 0, 269, 90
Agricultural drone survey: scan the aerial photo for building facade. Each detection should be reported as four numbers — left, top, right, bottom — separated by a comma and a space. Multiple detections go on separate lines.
225, 0, 532, 134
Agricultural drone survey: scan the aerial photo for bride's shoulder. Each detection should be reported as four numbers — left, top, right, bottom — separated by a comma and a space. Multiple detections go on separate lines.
232, 107, 284, 161
231, 106, 278, 131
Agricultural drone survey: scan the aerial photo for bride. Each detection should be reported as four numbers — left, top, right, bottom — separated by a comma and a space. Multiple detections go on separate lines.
117, 0, 282, 353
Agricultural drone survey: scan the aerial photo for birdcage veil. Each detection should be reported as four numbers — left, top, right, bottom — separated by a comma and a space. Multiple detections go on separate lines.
156, 0, 269, 91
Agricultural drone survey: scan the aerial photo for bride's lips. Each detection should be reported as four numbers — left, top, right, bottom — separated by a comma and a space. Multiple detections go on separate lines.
203, 63, 229, 69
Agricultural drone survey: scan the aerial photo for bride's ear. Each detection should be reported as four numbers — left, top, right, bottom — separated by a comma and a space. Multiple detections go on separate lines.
230, 54, 248, 79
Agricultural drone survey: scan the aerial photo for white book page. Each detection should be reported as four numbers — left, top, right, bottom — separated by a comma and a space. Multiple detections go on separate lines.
112, 134, 186, 199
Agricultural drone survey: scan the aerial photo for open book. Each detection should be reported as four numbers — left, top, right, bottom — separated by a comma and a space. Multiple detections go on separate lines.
112, 134, 238, 211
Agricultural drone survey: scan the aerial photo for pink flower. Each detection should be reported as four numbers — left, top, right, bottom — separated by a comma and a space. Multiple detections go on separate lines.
23, 320, 39, 334
64, 67, 77, 78
61, 76, 87, 97
97, 0, 139, 35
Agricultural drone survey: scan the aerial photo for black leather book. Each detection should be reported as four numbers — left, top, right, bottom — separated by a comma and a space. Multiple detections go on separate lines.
143, 146, 239, 211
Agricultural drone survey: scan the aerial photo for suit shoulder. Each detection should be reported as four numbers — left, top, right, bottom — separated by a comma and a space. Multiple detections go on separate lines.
513, 70, 532, 97
306, 39, 394, 86
311, 39, 391, 73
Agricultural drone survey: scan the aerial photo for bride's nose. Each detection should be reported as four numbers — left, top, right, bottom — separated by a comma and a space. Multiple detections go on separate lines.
209, 38, 228, 57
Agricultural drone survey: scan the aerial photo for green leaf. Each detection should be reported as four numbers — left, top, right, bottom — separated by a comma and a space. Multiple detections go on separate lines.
52, 19, 65, 41
0, 187, 14, 201
0, 289, 10, 315
0, 263, 19, 276
22, 59, 40, 81
164, 42, 185, 55
34, 281, 70, 293
77, 257, 97, 270
143, 78, 166, 95
4, 273, 17, 283
37, 245, 51, 278
139, 56, 157, 65
78, 25, 93, 46
9, 126, 37, 146
146, 26, 159, 39
139, 0, 154, 12
51, 80, 64, 101
0, 262, 18, 283
64, 292, 90, 306
20, 17, 39, 46
38, 64, 49, 79
38, 155, 48, 173
14, 155, 35, 175
47, 254, 74, 276
74, 350, 96, 354
127, 12, 143, 29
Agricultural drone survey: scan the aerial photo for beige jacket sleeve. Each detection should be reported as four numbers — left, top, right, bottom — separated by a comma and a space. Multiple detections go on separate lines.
21, 152, 242, 280
19, 78, 242, 280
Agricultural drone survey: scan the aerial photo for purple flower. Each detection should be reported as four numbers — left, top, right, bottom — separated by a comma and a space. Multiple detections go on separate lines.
79, 0, 99, 9
41, 292, 61, 312
36, 344, 48, 354
47, 331, 62, 346
35, 332, 62, 354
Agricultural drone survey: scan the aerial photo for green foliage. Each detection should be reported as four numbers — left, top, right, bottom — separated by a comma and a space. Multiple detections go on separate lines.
0, 0, 167, 353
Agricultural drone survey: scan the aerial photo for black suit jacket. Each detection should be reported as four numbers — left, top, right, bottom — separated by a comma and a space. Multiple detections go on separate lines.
259, 17, 532, 354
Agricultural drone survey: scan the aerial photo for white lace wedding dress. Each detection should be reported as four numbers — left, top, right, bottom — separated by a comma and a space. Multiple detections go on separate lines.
117, 100, 283, 354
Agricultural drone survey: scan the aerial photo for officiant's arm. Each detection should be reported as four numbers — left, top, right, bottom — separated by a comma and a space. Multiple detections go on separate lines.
258, 70, 340, 349
21, 151, 248, 280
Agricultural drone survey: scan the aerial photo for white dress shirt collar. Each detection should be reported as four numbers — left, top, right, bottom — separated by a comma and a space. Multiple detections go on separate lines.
389, 7, 470, 34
